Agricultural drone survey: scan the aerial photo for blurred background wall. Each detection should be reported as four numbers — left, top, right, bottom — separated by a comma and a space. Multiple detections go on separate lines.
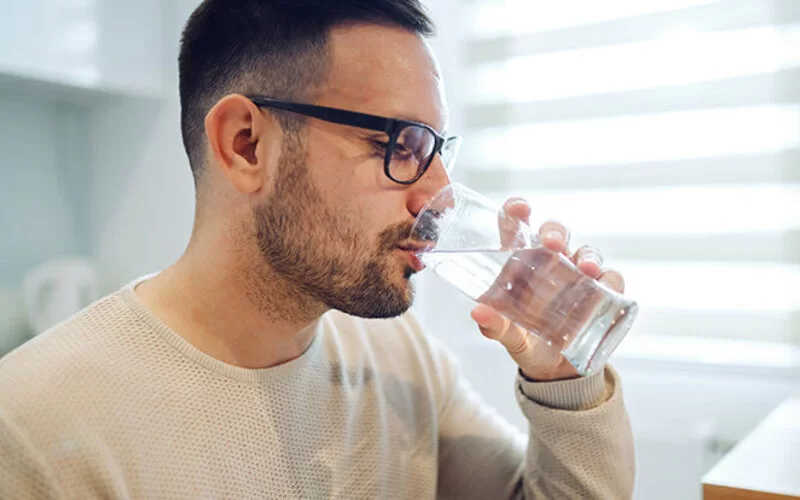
0, 1, 798, 498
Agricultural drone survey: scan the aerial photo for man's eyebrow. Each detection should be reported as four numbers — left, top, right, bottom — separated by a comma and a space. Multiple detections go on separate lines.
359, 130, 390, 139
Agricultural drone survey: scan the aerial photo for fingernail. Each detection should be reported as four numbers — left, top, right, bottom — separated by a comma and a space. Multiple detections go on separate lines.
509, 199, 529, 208
544, 230, 564, 242
474, 315, 490, 327
582, 253, 603, 267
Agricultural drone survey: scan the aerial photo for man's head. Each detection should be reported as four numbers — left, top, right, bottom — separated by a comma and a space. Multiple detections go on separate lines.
178, 0, 453, 319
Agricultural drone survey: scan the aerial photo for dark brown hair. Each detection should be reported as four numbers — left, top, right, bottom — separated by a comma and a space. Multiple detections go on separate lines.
178, 0, 435, 180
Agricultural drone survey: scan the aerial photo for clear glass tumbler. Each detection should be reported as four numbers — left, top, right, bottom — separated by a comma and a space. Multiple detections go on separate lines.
410, 183, 638, 376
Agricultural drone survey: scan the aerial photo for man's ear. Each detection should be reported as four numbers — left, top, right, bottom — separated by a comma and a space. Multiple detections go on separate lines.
204, 94, 278, 194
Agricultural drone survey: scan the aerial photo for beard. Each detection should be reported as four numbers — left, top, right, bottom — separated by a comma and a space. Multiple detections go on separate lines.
251, 133, 416, 319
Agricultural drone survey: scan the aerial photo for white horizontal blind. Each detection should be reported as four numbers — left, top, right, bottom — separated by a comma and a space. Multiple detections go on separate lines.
460, 0, 800, 343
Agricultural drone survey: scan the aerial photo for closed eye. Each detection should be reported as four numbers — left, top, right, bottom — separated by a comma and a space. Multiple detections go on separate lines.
392, 143, 413, 160
369, 139, 413, 161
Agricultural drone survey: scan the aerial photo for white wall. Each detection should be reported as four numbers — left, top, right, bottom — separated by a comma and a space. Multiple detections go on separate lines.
0, 89, 89, 349
0, 0, 163, 97
87, 0, 197, 291
0, 0, 185, 351
0, 95, 84, 282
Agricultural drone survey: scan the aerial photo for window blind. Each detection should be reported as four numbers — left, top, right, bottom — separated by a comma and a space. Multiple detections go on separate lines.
458, 0, 800, 343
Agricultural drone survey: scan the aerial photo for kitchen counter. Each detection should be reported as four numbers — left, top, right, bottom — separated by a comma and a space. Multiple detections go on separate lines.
703, 397, 800, 499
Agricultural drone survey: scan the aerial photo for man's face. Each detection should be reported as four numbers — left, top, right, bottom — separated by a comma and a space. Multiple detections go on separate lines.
254, 24, 450, 318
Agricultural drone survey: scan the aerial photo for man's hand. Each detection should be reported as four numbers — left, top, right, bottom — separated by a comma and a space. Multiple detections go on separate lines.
470, 198, 626, 381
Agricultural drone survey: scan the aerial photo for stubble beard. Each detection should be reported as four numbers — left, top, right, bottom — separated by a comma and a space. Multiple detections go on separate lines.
249, 132, 416, 320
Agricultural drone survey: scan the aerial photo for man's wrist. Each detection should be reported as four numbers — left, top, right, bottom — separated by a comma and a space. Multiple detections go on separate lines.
519, 367, 581, 383
516, 366, 611, 411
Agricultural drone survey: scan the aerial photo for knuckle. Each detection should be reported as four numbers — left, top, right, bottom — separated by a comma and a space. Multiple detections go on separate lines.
504, 331, 529, 355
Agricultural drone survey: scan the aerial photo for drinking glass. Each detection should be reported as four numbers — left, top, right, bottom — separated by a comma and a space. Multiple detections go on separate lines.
410, 183, 638, 376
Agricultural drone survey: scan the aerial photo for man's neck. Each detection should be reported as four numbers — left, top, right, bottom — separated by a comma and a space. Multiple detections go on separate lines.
135, 245, 326, 370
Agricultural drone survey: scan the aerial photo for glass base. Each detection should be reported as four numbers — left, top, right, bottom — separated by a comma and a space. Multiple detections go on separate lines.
563, 300, 639, 376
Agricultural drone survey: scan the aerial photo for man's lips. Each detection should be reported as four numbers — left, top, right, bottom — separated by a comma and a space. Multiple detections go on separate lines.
406, 251, 425, 272
396, 243, 434, 272
397, 242, 435, 253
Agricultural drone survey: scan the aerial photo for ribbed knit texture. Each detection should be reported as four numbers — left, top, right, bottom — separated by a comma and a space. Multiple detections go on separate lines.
0, 279, 634, 499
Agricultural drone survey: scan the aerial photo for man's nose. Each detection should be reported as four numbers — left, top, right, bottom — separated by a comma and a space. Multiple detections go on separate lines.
406, 154, 451, 218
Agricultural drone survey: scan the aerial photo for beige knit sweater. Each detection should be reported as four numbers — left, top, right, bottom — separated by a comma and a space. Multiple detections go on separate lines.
0, 278, 634, 499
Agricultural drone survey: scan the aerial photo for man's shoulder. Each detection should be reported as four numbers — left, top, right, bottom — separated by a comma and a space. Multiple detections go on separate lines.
0, 290, 142, 417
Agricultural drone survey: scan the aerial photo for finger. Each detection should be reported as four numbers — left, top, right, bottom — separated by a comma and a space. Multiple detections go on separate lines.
572, 245, 604, 279
598, 268, 625, 293
499, 198, 531, 250
471, 304, 533, 357
537, 220, 570, 255
471, 304, 565, 376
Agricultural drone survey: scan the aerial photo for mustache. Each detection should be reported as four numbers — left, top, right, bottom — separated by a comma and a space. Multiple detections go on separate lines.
378, 216, 440, 253
378, 221, 416, 252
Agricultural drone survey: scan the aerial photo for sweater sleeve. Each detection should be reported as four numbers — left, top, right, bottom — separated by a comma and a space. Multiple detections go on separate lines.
434, 344, 635, 499
0, 409, 62, 500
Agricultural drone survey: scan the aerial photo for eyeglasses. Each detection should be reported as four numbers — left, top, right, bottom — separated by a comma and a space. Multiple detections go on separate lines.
248, 96, 461, 185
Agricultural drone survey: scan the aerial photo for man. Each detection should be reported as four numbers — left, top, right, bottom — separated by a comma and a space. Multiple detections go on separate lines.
0, 0, 635, 498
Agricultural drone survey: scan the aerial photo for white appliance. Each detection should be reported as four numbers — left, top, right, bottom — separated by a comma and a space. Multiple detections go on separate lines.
22, 257, 99, 334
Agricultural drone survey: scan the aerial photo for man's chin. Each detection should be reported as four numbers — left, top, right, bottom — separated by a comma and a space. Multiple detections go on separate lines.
344, 299, 411, 319
325, 275, 413, 319
375, 282, 415, 318
365, 279, 416, 319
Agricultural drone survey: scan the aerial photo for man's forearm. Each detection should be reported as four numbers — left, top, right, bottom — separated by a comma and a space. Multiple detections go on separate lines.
516, 366, 635, 499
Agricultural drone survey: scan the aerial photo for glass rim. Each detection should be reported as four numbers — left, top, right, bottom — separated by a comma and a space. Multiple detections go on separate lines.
409, 182, 473, 252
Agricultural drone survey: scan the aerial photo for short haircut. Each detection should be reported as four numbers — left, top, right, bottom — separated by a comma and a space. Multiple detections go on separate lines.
178, 0, 436, 180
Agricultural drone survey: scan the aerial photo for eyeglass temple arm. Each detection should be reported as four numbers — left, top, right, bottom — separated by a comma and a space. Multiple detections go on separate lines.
248, 97, 395, 135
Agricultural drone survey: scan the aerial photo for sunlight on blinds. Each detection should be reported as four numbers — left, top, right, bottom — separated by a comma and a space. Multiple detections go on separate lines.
486, 184, 800, 235
467, 0, 721, 37
467, 26, 800, 103
461, 0, 800, 343
620, 261, 800, 311
464, 106, 800, 168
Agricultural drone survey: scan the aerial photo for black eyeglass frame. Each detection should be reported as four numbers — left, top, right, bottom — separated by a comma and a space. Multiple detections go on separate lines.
248, 95, 459, 185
